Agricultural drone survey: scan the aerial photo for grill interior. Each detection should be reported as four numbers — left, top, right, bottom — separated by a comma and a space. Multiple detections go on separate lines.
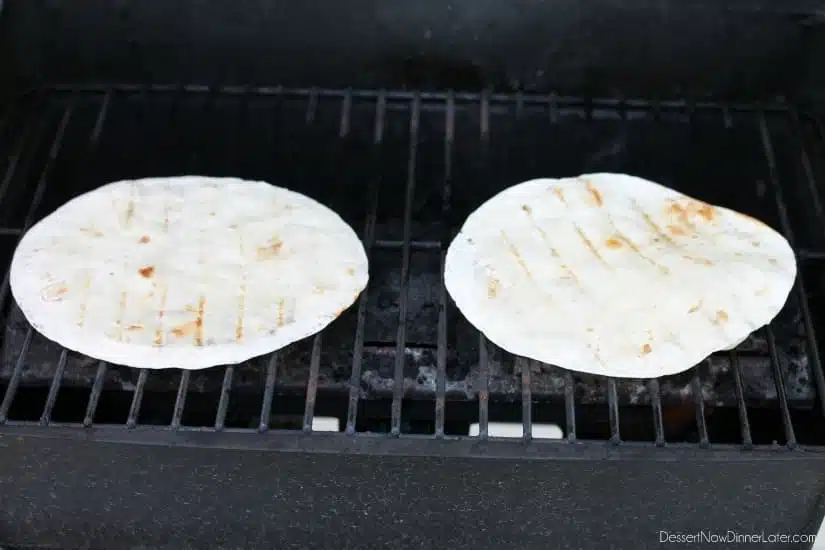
1, 85, 825, 448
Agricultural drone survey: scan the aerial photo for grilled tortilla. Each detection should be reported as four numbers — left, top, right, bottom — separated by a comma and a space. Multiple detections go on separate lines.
444, 173, 796, 378
10, 176, 369, 370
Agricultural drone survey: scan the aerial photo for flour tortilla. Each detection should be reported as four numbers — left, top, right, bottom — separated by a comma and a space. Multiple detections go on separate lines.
445, 173, 797, 378
10, 176, 369, 370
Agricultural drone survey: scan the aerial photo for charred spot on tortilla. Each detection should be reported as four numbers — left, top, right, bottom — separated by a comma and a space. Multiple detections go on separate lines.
256, 237, 284, 261
138, 266, 155, 278
605, 237, 622, 249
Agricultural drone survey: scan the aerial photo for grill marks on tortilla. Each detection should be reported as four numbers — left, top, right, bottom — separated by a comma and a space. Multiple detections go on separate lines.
665, 198, 716, 234
257, 237, 283, 261
278, 298, 286, 328
632, 199, 678, 247
631, 199, 713, 267
154, 285, 168, 346
171, 296, 206, 345
116, 291, 128, 341
584, 180, 603, 207
125, 200, 136, 228
521, 205, 580, 285
573, 224, 610, 268
500, 230, 533, 280
487, 277, 500, 298
195, 296, 205, 346
77, 272, 91, 328
606, 213, 669, 275
236, 234, 247, 344
80, 226, 104, 238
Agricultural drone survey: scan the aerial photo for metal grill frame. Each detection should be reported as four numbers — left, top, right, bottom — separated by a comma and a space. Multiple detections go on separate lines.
1, 85, 825, 549
0, 85, 824, 457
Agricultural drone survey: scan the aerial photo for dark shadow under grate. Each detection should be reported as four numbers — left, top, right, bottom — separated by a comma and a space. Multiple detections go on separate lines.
1, 85, 825, 451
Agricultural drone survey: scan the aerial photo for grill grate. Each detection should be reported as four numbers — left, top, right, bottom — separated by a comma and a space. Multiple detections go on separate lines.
0, 85, 825, 452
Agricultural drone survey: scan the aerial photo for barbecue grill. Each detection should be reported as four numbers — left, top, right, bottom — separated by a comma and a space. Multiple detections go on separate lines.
2, 1, 825, 549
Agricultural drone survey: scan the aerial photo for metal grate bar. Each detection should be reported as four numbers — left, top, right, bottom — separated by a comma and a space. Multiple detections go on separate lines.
302, 334, 323, 433
475, 91, 492, 441
765, 327, 797, 447
480, 90, 491, 142
790, 110, 825, 229
345, 92, 384, 435
0, 100, 74, 419
0, 327, 33, 424
171, 371, 190, 430
51, 84, 807, 112
258, 354, 278, 432
187, 89, 219, 170
83, 362, 109, 427
340, 89, 352, 137
788, 112, 825, 422
692, 369, 710, 447
434, 93, 455, 439
126, 369, 149, 428
798, 249, 825, 261
649, 379, 666, 446
390, 93, 420, 436
214, 365, 234, 431
40, 349, 68, 425
477, 334, 490, 439
0, 98, 45, 205
305, 87, 318, 124
730, 350, 753, 448
23, 102, 75, 224
756, 112, 825, 428
77, 94, 113, 429
607, 378, 620, 443
520, 358, 533, 441
374, 239, 441, 250
564, 372, 576, 442
0, 101, 69, 315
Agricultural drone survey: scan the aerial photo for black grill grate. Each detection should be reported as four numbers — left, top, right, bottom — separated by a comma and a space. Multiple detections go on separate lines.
1, 85, 825, 453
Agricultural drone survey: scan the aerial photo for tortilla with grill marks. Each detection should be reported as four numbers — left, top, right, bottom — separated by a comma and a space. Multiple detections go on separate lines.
444, 173, 797, 378
10, 176, 369, 370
